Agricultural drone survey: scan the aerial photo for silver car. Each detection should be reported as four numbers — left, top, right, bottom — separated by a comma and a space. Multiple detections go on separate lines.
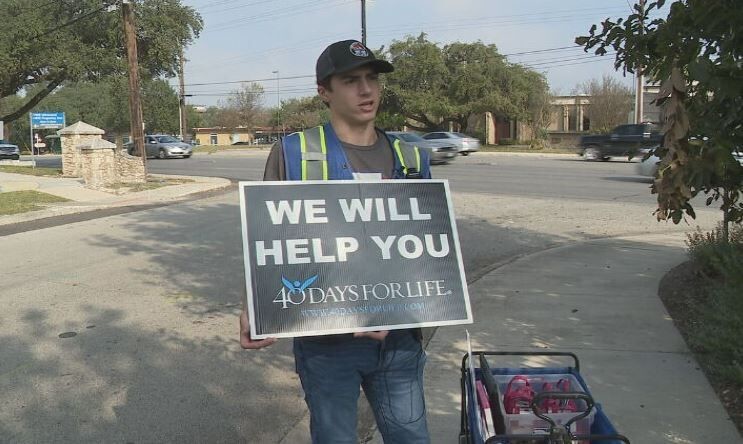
127, 135, 193, 159
0, 142, 20, 160
421, 131, 480, 156
387, 131, 458, 164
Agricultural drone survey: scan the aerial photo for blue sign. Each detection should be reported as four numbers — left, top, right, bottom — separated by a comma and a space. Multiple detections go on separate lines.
31, 112, 66, 129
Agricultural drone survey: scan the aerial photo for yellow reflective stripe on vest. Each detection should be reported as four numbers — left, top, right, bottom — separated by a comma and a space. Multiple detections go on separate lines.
300, 126, 328, 180
393, 139, 421, 175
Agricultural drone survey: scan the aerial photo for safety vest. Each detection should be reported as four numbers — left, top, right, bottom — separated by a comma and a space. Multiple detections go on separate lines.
281, 123, 430, 181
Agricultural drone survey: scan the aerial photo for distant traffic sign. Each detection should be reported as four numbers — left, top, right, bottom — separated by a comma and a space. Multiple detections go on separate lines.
30, 112, 66, 129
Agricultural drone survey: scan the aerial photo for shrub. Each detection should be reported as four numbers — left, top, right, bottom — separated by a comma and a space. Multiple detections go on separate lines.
686, 223, 743, 279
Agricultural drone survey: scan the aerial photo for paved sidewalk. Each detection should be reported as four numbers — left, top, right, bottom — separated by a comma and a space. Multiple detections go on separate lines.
402, 233, 741, 444
0, 170, 232, 228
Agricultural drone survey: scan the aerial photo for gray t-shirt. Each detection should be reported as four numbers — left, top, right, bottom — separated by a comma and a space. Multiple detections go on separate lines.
263, 129, 395, 180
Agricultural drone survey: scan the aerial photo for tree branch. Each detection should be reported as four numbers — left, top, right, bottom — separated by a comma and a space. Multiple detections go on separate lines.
0, 75, 65, 123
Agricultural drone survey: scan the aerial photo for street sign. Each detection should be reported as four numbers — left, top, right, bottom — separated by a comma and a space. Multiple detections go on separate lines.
239, 180, 473, 339
30, 112, 66, 129
34, 143, 46, 148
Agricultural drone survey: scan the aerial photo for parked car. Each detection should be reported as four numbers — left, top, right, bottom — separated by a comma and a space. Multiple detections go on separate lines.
421, 131, 480, 155
127, 135, 192, 159
387, 131, 459, 164
0, 142, 20, 160
580, 123, 663, 161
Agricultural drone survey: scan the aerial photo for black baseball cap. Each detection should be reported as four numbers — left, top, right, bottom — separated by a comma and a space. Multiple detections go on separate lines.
316, 40, 394, 83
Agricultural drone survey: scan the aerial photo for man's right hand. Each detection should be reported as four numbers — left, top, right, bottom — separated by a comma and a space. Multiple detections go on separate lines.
239, 310, 276, 349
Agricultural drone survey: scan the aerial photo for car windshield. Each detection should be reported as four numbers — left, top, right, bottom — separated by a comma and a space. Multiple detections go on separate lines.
156, 136, 180, 143
396, 133, 424, 142
453, 132, 469, 138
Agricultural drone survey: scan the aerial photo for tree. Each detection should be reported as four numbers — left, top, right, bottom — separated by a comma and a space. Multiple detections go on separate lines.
0, 0, 202, 124
577, 75, 633, 133
216, 83, 264, 129
272, 96, 327, 131
381, 34, 549, 136
576, 0, 743, 233
1, 77, 181, 148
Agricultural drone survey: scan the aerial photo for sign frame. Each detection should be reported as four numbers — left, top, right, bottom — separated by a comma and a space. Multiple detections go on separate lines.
239, 179, 473, 339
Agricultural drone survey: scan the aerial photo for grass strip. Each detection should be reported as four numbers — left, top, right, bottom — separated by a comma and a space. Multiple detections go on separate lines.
0, 166, 63, 176
0, 190, 69, 215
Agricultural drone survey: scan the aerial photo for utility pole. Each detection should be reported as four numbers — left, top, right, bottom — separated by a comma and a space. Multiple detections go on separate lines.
272, 70, 282, 139
122, 0, 146, 166
634, 0, 646, 124
361, 0, 367, 45
178, 47, 189, 142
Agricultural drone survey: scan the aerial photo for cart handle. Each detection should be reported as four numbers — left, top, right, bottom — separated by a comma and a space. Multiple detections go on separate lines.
484, 433, 631, 444
531, 392, 595, 429
461, 351, 580, 373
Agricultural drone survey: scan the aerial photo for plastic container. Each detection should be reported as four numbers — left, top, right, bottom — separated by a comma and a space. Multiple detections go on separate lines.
495, 373, 596, 438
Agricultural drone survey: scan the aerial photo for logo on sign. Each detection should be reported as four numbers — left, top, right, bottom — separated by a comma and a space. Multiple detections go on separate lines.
349, 41, 368, 57
273, 274, 452, 310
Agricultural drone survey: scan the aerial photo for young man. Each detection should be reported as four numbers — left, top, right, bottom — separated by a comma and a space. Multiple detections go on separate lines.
239, 40, 431, 444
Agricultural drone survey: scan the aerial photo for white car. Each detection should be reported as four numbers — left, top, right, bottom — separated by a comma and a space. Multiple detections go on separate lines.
421, 131, 480, 156
637, 148, 743, 177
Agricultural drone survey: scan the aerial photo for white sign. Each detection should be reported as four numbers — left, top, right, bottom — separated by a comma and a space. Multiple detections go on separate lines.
0, 120, 4, 141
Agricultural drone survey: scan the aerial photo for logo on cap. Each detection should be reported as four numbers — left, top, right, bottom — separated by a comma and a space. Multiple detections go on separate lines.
349, 41, 369, 57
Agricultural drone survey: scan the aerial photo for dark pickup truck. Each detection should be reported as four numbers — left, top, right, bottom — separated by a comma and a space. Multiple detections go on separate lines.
579, 123, 663, 161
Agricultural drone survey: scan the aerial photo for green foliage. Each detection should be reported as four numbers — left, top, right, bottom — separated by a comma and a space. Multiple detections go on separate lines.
1, 77, 181, 146
275, 96, 327, 130
686, 223, 743, 278
0, 0, 202, 124
381, 34, 549, 134
685, 223, 743, 384
576, 0, 743, 225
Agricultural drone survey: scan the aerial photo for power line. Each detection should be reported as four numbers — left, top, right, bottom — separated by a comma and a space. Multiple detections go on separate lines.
181, 74, 316, 87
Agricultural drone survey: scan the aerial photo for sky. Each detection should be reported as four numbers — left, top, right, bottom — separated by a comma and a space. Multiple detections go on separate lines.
179, 0, 644, 108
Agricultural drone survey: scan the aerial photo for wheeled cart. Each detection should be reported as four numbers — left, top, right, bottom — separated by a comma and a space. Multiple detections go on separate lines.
460, 351, 630, 444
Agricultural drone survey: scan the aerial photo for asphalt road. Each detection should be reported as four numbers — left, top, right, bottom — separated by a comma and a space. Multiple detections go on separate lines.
32, 151, 656, 205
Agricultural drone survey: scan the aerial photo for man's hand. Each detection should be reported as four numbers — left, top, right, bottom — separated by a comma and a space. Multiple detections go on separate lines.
239, 310, 276, 349
353, 330, 389, 341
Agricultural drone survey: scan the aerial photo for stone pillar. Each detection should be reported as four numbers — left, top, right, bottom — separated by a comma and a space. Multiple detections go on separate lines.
57, 121, 105, 177
562, 106, 570, 132
577, 104, 584, 132
80, 138, 118, 189
484, 112, 496, 145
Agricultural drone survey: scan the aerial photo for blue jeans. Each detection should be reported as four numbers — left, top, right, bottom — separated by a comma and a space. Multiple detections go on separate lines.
293, 330, 430, 444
